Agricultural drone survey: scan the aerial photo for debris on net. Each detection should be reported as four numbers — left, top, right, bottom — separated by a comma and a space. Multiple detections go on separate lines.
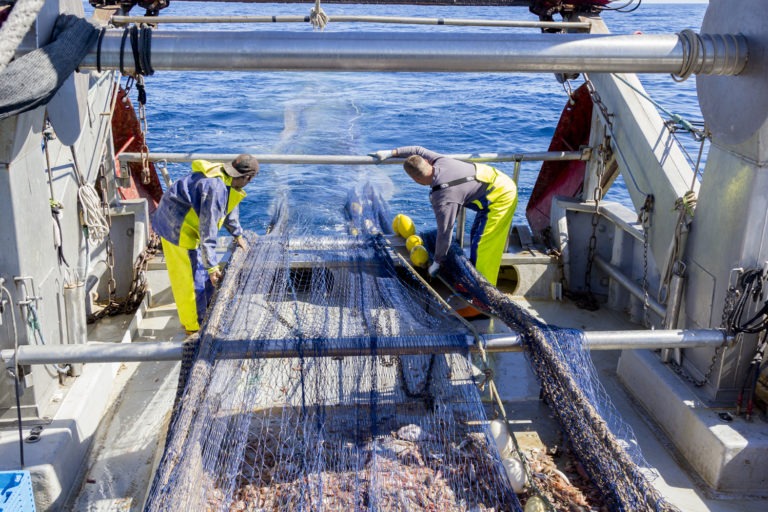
521, 445, 608, 512
215, 415, 512, 511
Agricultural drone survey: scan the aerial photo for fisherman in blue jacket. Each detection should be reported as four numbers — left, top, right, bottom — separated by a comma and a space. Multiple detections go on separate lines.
152, 154, 259, 333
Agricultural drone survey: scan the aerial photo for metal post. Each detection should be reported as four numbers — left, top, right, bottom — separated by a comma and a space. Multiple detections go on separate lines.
661, 265, 686, 363
512, 159, 522, 185
62, 282, 87, 376
74, 31, 747, 76
0, 329, 728, 365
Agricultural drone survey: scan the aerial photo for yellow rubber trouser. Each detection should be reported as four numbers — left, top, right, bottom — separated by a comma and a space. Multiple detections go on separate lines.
471, 171, 518, 286
161, 237, 208, 332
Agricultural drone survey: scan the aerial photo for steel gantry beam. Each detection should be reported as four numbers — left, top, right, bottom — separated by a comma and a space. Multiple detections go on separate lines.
73, 30, 747, 76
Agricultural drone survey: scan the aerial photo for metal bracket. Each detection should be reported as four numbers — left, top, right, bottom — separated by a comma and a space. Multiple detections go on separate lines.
14, 276, 42, 308
728, 267, 744, 290
155, 158, 172, 188
117, 160, 132, 188
1, 346, 13, 367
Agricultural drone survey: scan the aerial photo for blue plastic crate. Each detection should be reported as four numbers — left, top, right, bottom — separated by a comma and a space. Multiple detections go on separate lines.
0, 471, 35, 512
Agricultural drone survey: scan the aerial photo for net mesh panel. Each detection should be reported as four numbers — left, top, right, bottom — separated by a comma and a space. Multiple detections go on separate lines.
426, 232, 680, 512
145, 185, 522, 511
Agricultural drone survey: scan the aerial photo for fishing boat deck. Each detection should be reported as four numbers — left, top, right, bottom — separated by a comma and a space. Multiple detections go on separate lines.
50, 250, 764, 511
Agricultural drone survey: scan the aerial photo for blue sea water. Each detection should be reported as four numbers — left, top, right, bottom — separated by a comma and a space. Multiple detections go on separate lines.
96, 2, 708, 235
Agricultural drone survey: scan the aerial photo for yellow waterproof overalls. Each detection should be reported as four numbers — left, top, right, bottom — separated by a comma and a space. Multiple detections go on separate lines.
468, 163, 518, 286
161, 161, 246, 332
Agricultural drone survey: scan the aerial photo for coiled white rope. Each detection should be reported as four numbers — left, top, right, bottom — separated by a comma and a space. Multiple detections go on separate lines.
0, 0, 46, 75
69, 146, 110, 245
78, 183, 110, 245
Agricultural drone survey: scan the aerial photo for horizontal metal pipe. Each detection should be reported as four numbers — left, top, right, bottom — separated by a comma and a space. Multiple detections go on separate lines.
111, 15, 592, 30
594, 256, 666, 318
484, 329, 728, 351
2, 342, 185, 365
1, 329, 727, 365
578, 329, 729, 350
77, 31, 747, 75
117, 151, 587, 165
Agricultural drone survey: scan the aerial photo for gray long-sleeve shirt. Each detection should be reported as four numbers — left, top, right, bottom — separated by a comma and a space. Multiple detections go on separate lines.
395, 146, 489, 263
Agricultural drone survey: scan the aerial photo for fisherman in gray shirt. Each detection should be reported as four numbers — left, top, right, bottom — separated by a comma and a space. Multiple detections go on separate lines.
374, 146, 517, 293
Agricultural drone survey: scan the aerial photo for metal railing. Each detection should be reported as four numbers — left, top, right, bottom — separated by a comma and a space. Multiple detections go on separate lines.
1, 329, 729, 366
111, 15, 592, 31
117, 149, 590, 165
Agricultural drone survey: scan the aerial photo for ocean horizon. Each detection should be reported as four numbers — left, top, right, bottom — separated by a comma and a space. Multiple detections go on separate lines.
86, 1, 707, 236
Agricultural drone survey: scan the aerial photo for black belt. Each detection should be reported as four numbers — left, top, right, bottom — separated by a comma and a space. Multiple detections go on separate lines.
431, 175, 476, 192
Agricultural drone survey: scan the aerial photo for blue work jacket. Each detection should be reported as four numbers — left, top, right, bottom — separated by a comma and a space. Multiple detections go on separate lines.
152, 160, 246, 269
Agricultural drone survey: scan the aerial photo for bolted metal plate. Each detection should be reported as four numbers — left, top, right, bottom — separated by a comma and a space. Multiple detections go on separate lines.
697, 0, 768, 145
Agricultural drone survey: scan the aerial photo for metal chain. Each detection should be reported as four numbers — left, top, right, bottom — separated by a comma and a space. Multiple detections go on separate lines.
669, 337, 730, 388
578, 133, 609, 311
124, 233, 161, 312
136, 75, 151, 185
88, 232, 161, 323
698, 278, 748, 384
87, 163, 160, 322
639, 195, 654, 327
124, 75, 135, 96
98, 169, 118, 307
561, 79, 574, 105
668, 285, 739, 386
566, 76, 618, 312
701, 336, 731, 387
585, 76, 614, 131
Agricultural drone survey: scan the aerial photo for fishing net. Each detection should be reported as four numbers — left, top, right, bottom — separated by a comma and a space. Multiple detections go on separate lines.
145, 185, 522, 511
427, 232, 679, 512
146, 180, 676, 511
